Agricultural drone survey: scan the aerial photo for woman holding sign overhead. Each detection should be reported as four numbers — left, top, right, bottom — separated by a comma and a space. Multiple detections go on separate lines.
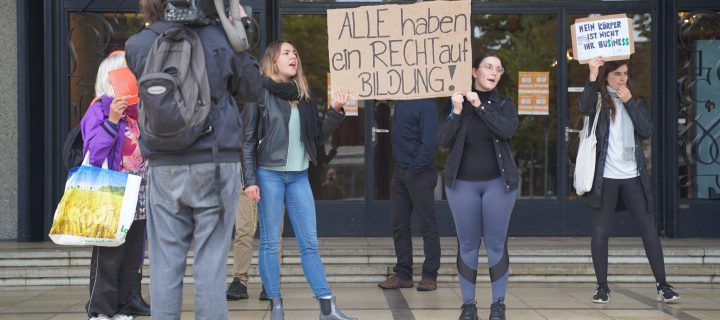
580, 57, 679, 304
241, 41, 356, 320
438, 52, 518, 320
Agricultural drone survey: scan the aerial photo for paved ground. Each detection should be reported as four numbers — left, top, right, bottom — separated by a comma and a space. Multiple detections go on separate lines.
1, 282, 719, 320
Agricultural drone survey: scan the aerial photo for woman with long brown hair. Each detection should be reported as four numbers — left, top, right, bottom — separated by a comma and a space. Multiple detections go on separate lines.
581, 57, 679, 304
242, 41, 356, 320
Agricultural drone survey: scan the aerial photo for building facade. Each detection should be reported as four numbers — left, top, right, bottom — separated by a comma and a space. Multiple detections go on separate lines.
5, 0, 719, 240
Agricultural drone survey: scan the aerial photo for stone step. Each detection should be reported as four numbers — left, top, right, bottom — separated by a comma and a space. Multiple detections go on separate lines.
1, 245, 717, 265
1, 238, 718, 286
1, 262, 717, 286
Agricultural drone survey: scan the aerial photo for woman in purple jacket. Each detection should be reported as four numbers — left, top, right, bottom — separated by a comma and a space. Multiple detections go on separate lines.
80, 51, 149, 320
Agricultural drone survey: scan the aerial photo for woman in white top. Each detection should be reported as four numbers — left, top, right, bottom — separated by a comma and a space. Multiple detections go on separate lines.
579, 57, 679, 305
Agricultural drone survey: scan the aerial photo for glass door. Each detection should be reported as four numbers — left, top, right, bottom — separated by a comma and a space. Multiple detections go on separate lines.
674, 10, 720, 236
368, 13, 562, 236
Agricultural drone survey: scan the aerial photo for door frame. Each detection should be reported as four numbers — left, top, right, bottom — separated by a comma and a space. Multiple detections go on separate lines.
22, 0, 683, 240
301, 1, 660, 236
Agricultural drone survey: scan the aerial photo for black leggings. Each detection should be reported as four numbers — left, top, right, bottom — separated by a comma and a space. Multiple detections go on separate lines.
591, 177, 666, 285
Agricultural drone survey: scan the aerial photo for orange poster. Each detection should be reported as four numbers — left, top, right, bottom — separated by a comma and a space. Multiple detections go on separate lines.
517, 71, 549, 115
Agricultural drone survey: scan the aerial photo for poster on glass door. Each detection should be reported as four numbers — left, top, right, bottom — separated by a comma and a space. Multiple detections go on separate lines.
518, 71, 549, 115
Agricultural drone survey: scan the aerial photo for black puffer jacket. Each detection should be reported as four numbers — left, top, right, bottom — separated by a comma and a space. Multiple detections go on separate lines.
241, 88, 344, 187
437, 90, 519, 191
579, 80, 654, 213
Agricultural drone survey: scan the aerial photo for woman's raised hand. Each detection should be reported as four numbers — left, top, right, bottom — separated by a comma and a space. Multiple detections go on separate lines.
617, 85, 632, 103
331, 90, 350, 111
465, 91, 481, 108
451, 91, 465, 115
588, 56, 604, 82
244, 185, 260, 203
108, 96, 129, 124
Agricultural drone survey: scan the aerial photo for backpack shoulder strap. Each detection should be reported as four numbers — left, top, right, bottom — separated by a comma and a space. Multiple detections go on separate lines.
148, 21, 173, 35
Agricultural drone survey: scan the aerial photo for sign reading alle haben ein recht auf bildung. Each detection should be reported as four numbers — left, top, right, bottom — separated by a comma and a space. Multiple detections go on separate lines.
327, 1, 472, 100
571, 14, 635, 64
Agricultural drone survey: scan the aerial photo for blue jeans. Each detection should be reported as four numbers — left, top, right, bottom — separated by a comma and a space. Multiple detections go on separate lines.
257, 168, 332, 298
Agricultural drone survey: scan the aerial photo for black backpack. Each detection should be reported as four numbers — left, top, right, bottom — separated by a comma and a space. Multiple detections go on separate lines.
137, 22, 213, 152
62, 125, 83, 172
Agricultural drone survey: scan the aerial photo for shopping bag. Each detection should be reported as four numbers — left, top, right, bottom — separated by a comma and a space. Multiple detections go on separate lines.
49, 154, 141, 246
573, 93, 602, 196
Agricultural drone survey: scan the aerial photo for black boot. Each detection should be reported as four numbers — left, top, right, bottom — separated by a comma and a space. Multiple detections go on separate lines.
259, 285, 269, 301
489, 298, 506, 320
270, 297, 284, 320
458, 302, 479, 320
120, 271, 151, 316
227, 277, 249, 300
318, 296, 357, 320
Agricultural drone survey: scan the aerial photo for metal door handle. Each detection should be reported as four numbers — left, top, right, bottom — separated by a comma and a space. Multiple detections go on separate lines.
564, 127, 582, 142
371, 127, 390, 142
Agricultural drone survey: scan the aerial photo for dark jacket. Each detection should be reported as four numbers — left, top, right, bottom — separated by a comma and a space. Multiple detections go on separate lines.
437, 90, 519, 191
391, 99, 439, 174
579, 80, 654, 212
125, 23, 262, 166
241, 88, 345, 187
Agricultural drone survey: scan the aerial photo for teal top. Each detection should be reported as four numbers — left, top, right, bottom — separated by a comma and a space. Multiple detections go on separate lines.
262, 107, 309, 172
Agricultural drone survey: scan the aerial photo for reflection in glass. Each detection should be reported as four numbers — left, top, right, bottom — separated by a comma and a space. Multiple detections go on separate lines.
68, 12, 143, 128
566, 13, 653, 199
676, 11, 720, 199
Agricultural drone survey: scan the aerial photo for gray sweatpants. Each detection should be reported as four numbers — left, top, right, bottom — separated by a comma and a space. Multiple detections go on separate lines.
146, 162, 240, 320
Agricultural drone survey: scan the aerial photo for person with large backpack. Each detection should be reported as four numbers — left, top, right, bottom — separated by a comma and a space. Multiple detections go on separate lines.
124, 0, 262, 319
81, 51, 149, 320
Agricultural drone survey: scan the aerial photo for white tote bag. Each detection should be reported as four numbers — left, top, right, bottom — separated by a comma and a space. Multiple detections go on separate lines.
49, 154, 141, 246
574, 93, 602, 196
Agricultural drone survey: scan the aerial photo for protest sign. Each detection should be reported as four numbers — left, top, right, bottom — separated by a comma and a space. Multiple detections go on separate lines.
571, 14, 635, 64
327, 1, 471, 100
518, 71, 549, 115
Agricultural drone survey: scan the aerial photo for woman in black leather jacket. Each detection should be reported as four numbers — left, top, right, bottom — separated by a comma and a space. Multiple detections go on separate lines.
241, 41, 356, 320
581, 57, 679, 305
437, 52, 518, 320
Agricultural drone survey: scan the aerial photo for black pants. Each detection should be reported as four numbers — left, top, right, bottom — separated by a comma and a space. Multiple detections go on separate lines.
390, 166, 441, 280
591, 177, 666, 285
87, 219, 146, 317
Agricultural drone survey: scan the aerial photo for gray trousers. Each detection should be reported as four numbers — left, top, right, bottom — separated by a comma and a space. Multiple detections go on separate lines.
147, 162, 240, 320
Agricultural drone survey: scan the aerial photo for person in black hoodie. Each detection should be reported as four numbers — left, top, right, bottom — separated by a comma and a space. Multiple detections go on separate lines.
581, 56, 679, 305
437, 52, 519, 320
241, 40, 356, 320
124, 1, 262, 319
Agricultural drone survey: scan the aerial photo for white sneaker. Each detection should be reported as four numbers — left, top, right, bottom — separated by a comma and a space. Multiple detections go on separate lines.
89, 315, 111, 320
110, 315, 134, 320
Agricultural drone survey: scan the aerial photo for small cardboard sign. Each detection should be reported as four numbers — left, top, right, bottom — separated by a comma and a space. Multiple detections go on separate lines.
517, 71, 550, 116
327, 0, 472, 100
571, 14, 635, 64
